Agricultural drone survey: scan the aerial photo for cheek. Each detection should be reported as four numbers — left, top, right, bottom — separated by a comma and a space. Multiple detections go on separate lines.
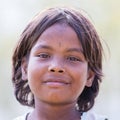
70, 65, 88, 96
27, 59, 46, 78
27, 60, 46, 89
71, 63, 88, 82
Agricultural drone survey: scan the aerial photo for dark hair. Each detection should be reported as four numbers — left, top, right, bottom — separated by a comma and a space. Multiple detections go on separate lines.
12, 7, 103, 112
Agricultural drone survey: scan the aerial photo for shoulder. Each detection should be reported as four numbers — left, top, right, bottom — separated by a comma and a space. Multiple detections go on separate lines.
13, 113, 28, 120
81, 110, 108, 120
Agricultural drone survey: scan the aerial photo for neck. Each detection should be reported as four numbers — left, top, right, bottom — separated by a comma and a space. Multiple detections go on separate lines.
29, 100, 81, 120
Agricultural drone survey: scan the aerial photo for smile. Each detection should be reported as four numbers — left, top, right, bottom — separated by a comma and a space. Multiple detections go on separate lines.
42, 78, 70, 87
43, 81, 70, 88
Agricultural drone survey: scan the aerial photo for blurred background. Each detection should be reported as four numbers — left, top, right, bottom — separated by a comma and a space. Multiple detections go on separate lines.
0, 0, 120, 119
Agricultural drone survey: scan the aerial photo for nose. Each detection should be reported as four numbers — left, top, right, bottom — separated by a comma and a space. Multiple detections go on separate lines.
48, 58, 65, 73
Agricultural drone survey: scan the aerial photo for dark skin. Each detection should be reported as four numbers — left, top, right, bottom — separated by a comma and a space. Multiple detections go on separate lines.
22, 24, 94, 120
28, 100, 81, 120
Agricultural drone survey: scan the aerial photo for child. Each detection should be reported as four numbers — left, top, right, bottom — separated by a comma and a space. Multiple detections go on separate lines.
12, 7, 108, 120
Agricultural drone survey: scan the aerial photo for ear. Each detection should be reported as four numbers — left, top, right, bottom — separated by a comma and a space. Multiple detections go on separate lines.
21, 57, 28, 81
85, 70, 95, 87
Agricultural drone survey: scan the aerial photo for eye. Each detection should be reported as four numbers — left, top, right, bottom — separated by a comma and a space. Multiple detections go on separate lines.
37, 53, 50, 59
67, 56, 81, 62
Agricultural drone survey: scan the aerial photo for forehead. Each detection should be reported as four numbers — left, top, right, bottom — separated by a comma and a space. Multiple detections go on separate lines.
40, 23, 74, 38
31, 24, 83, 53
32, 23, 83, 51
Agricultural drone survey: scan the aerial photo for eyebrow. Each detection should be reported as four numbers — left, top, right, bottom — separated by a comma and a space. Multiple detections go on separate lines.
33, 44, 83, 54
66, 48, 83, 54
33, 45, 53, 51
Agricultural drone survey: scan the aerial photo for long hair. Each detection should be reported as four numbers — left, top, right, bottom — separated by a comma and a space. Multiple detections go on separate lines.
12, 7, 103, 112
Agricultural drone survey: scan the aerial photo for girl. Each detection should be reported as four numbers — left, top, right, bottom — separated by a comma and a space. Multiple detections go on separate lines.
12, 7, 108, 120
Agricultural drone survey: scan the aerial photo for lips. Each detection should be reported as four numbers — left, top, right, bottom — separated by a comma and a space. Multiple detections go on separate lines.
42, 77, 71, 87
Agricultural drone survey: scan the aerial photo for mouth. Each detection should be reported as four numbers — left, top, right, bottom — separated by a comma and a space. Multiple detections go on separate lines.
42, 78, 70, 87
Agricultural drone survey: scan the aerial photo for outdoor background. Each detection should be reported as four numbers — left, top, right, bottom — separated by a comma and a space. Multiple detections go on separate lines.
0, 0, 120, 120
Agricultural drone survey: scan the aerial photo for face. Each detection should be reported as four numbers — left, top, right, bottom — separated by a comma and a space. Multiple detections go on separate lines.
22, 23, 94, 106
